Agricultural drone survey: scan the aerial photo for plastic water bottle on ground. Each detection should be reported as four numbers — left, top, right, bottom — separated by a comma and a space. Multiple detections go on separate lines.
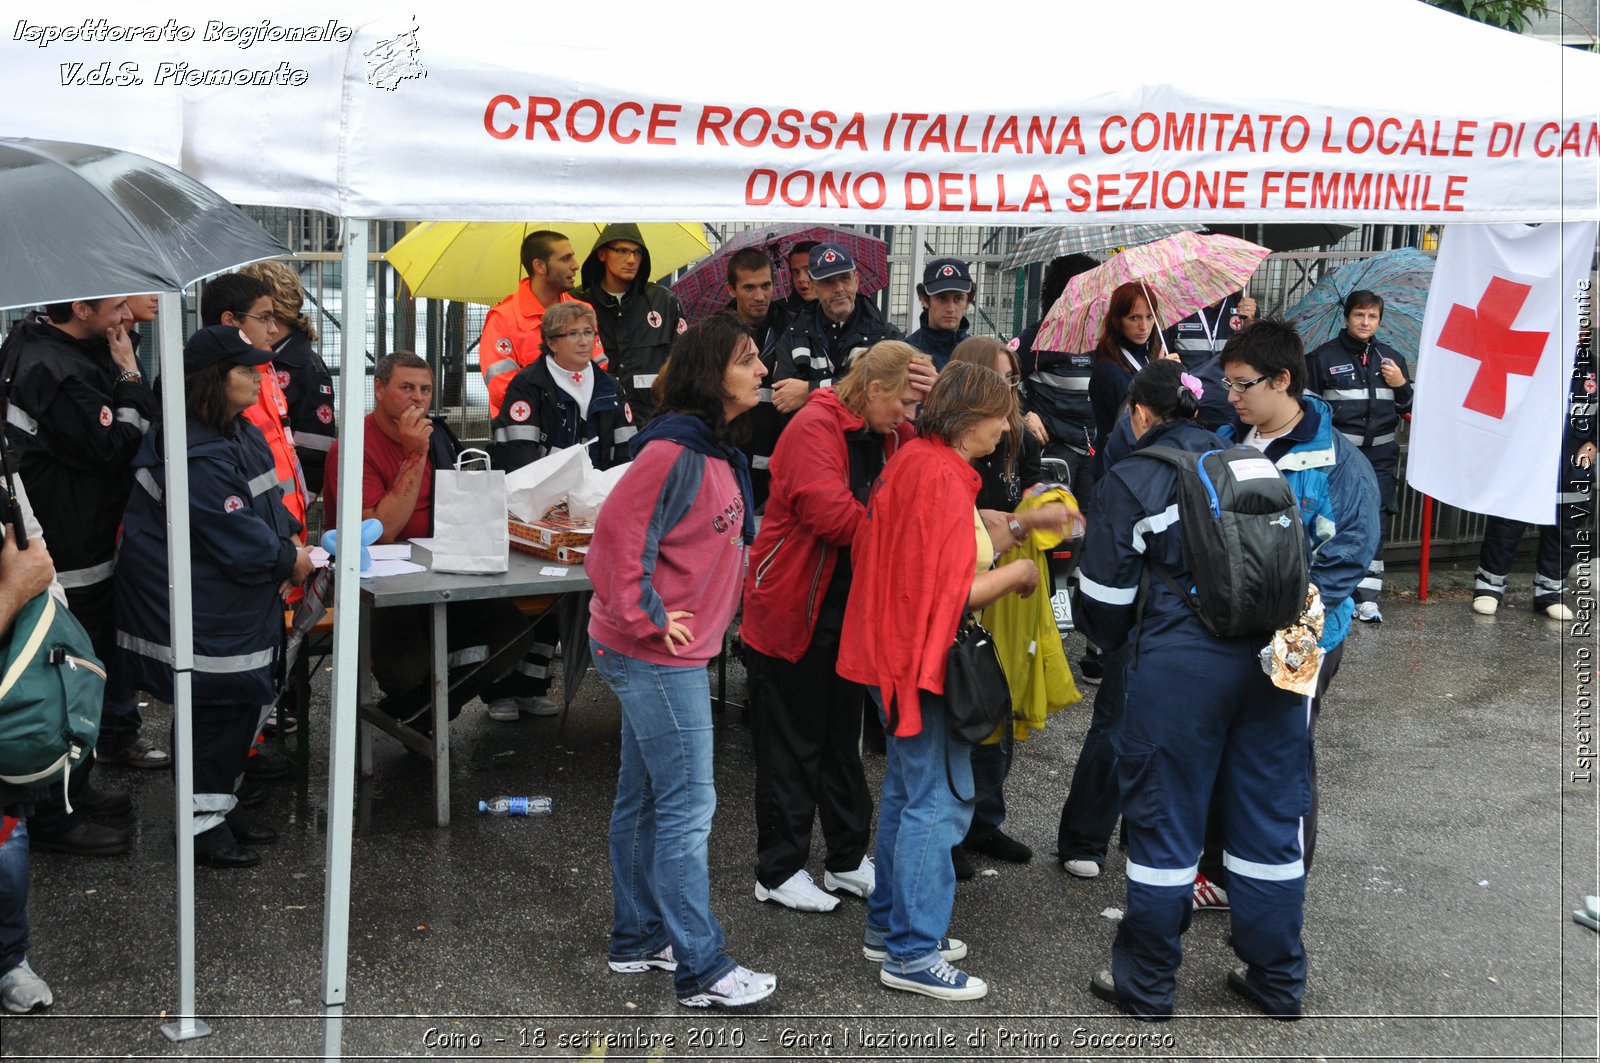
478, 795, 552, 816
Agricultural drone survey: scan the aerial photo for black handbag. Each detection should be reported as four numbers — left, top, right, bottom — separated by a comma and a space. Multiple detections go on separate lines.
941, 614, 1013, 802
944, 616, 1011, 745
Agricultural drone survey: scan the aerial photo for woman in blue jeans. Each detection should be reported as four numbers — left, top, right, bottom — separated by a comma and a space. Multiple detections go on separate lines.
839, 362, 1071, 1001
585, 315, 774, 1009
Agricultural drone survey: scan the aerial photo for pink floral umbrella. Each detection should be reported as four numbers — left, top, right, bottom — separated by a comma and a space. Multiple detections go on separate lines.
1033, 232, 1270, 354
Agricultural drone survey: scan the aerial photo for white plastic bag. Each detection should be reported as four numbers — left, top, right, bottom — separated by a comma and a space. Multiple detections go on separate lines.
567, 462, 629, 522
432, 448, 509, 574
505, 444, 588, 523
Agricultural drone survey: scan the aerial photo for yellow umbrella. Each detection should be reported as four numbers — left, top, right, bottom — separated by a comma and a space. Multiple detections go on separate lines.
386, 221, 711, 305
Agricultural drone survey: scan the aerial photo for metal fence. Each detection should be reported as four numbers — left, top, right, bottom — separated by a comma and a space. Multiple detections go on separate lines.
3, 208, 1544, 558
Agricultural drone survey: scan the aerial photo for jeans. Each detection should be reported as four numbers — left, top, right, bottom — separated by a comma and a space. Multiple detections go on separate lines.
1057, 641, 1131, 864
591, 639, 736, 998
0, 818, 30, 975
866, 689, 974, 973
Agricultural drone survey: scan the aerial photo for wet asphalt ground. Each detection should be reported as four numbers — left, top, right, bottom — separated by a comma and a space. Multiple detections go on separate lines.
0, 560, 1595, 1062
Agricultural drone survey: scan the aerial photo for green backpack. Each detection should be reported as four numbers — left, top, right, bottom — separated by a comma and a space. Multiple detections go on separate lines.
0, 590, 104, 791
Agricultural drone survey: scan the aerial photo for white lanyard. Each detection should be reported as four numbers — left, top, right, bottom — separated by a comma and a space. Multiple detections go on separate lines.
1121, 347, 1145, 373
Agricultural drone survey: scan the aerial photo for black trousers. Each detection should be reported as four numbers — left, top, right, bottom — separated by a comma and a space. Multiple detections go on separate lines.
1201, 641, 1344, 885
185, 701, 261, 840
1475, 468, 1590, 608
746, 632, 874, 889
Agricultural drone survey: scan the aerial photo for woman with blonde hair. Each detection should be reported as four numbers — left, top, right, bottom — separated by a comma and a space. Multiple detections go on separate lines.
239, 260, 337, 498
742, 340, 928, 914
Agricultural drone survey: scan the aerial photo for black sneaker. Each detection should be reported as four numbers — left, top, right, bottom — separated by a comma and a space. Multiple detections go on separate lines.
951, 846, 976, 881
967, 829, 1033, 863
74, 787, 132, 818
30, 821, 130, 857
1077, 646, 1104, 684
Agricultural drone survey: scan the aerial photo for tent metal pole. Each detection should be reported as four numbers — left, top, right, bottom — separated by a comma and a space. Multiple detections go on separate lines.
156, 291, 211, 1044
321, 220, 368, 1014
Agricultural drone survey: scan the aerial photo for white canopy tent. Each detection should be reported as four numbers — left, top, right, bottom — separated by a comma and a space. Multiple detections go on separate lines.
2, 0, 1596, 1048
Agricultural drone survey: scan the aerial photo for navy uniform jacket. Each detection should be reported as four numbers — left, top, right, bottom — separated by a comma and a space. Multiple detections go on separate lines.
270, 328, 337, 495
115, 418, 300, 707
1305, 331, 1412, 452
1074, 419, 1236, 652
1014, 320, 1096, 456
0, 317, 158, 595
1161, 295, 1245, 370
489, 357, 638, 473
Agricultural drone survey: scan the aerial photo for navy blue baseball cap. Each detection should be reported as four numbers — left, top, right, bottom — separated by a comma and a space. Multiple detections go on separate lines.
808, 242, 856, 281
183, 325, 260, 372
922, 257, 973, 295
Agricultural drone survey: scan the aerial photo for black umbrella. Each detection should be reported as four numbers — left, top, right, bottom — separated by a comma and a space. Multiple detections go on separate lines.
0, 138, 289, 310
1203, 223, 1355, 253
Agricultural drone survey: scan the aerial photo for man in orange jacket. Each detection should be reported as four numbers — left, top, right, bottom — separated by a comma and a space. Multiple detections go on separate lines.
479, 230, 604, 419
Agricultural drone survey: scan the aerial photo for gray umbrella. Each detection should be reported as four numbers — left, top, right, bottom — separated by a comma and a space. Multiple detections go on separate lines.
1001, 223, 1194, 270
0, 138, 289, 311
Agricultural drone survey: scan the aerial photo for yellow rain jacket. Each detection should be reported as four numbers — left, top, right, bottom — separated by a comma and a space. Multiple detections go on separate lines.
980, 487, 1082, 742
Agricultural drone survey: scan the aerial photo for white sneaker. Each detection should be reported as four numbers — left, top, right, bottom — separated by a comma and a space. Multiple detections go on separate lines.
1192, 873, 1230, 911
823, 857, 875, 899
1062, 858, 1101, 879
1355, 601, 1383, 623
678, 965, 777, 1007
608, 944, 676, 973
0, 958, 52, 1013
1472, 595, 1500, 616
486, 696, 560, 721
755, 869, 839, 912
1546, 602, 1575, 621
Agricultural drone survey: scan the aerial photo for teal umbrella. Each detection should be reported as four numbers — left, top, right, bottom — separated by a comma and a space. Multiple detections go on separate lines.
1286, 248, 1435, 362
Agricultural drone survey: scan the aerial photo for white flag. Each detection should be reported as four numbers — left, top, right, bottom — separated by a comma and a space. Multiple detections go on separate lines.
1408, 223, 1596, 525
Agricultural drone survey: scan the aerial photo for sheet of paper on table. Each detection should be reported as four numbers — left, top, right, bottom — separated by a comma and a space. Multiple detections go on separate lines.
362, 559, 429, 578
308, 546, 331, 568
539, 566, 569, 576
408, 537, 437, 551
368, 544, 412, 560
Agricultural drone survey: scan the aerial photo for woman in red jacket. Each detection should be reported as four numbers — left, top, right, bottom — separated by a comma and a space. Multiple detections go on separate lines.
838, 361, 1072, 1001
741, 341, 926, 914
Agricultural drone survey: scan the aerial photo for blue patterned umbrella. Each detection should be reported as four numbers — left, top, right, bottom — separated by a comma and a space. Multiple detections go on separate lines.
1286, 248, 1435, 362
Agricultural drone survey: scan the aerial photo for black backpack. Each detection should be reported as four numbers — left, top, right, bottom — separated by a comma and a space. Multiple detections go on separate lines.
1133, 445, 1308, 638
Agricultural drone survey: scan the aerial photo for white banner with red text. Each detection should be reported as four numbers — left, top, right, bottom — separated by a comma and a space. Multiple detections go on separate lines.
0, 0, 1595, 223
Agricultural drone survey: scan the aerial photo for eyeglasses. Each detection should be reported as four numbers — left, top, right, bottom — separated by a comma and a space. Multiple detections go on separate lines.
1220, 373, 1270, 393
234, 310, 277, 327
1004, 373, 1022, 388
602, 246, 643, 259
554, 329, 597, 342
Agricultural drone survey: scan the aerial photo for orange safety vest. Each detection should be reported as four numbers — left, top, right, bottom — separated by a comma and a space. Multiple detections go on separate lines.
244, 361, 309, 536
479, 279, 604, 419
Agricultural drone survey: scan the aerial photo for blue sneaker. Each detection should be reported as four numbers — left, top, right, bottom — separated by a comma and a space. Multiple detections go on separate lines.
862, 935, 967, 963
880, 959, 987, 1001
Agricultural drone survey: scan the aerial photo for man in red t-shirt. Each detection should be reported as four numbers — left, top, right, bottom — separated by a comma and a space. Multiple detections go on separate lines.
325, 353, 535, 726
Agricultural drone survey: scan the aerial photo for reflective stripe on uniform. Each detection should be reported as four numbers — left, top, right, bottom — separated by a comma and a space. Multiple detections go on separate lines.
136, 467, 163, 503
515, 660, 550, 679
1322, 389, 1368, 401
56, 559, 115, 590
757, 387, 774, 403
1223, 850, 1304, 881
448, 646, 489, 669
1474, 568, 1508, 592
613, 426, 638, 443
1125, 859, 1199, 887
751, 455, 770, 470
114, 407, 150, 433
485, 358, 519, 380
1030, 371, 1091, 392
4, 405, 38, 436
493, 425, 546, 443
116, 631, 274, 672
296, 432, 335, 452
1559, 490, 1591, 504
247, 470, 279, 497
1341, 430, 1396, 447
632, 374, 657, 389
1534, 573, 1565, 593
1131, 504, 1180, 553
1078, 573, 1137, 605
